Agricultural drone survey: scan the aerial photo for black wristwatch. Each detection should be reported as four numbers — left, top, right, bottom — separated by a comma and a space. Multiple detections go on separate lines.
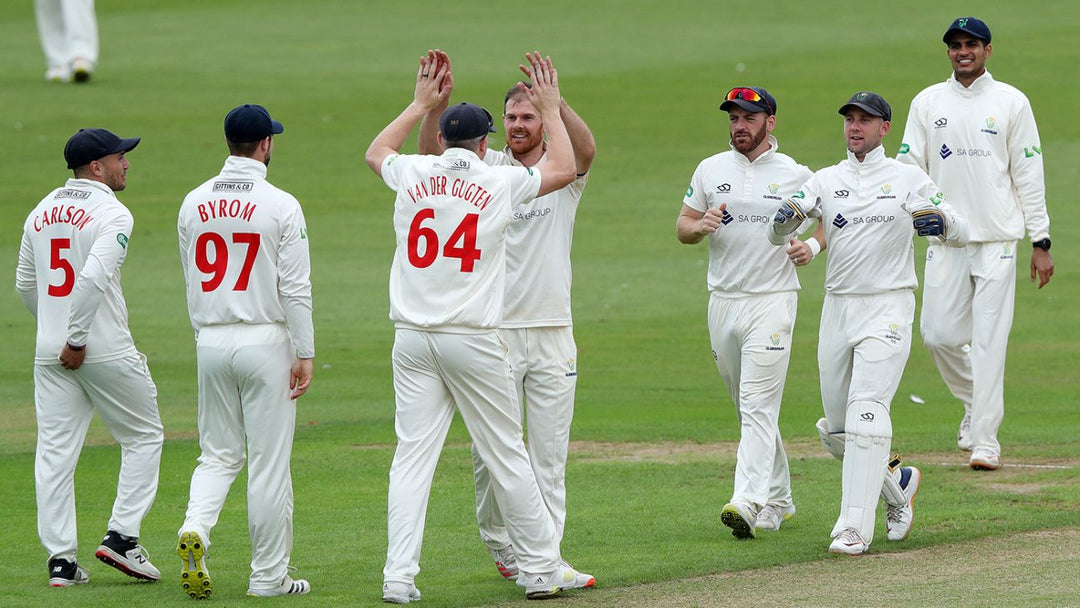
1032, 238, 1051, 252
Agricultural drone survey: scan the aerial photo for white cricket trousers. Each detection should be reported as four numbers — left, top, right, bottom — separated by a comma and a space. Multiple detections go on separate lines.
34, 352, 162, 561
708, 291, 796, 511
34, 0, 98, 69
180, 323, 297, 590
384, 329, 560, 585
921, 241, 1016, 454
818, 291, 914, 544
472, 326, 577, 550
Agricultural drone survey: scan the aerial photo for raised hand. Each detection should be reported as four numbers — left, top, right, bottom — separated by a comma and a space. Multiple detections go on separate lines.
519, 51, 561, 114
414, 48, 452, 112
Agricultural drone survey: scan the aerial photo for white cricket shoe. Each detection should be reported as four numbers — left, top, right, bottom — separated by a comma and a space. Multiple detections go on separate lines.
828, 528, 869, 555
755, 503, 796, 532
382, 581, 421, 604
488, 544, 519, 581
720, 502, 756, 539
969, 447, 1000, 471
886, 467, 921, 541
957, 411, 973, 451
45, 66, 71, 83
247, 575, 311, 597
95, 530, 161, 581
520, 564, 595, 599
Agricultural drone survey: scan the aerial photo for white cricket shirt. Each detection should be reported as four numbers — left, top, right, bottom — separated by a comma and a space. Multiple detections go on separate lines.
379, 147, 542, 332
178, 156, 315, 358
485, 148, 585, 328
683, 136, 813, 294
17, 179, 138, 364
791, 146, 968, 295
898, 71, 1050, 242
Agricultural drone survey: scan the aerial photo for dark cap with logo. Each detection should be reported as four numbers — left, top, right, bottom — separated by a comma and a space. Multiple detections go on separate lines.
63, 128, 141, 170
439, 102, 497, 141
943, 16, 991, 44
720, 87, 777, 116
838, 91, 892, 122
224, 104, 284, 143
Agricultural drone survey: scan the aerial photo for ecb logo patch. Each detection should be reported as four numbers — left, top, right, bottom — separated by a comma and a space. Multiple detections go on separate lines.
898, 143, 910, 154
116, 233, 128, 249
685, 185, 693, 197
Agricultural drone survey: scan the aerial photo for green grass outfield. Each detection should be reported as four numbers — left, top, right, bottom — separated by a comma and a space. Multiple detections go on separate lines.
1, 1, 1077, 606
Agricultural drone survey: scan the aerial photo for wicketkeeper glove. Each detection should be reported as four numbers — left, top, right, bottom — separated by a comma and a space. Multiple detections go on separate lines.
911, 208, 946, 238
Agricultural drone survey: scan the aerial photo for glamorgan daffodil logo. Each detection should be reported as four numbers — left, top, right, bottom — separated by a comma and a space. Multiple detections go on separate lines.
770, 333, 780, 346
768, 183, 779, 195
881, 184, 892, 195
985, 116, 996, 130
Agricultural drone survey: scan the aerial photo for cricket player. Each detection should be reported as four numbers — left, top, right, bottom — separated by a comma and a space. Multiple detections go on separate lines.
415, 51, 596, 580
16, 127, 163, 586
897, 16, 1054, 471
35, 0, 97, 82
176, 104, 314, 599
677, 86, 817, 539
770, 92, 969, 555
366, 50, 594, 603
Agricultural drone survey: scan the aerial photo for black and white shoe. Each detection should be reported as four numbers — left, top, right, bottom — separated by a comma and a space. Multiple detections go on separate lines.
95, 530, 161, 581
247, 575, 311, 597
48, 558, 90, 587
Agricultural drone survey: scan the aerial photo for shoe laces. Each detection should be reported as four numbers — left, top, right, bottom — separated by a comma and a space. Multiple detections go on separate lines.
835, 528, 863, 544
758, 505, 780, 523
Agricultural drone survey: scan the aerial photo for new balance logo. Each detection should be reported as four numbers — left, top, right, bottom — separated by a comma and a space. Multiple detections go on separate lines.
53, 566, 63, 573
833, 214, 848, 229
934, 117, 948, 128
717, 183, 732, 193
834, 190, 850, 198
939, 144, 953, 159
721, 210, 734, 225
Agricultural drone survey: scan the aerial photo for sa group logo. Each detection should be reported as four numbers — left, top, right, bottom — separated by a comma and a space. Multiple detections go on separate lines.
939, 144, 953, 159
720, 209, 734, 225
832, 213, 848, 229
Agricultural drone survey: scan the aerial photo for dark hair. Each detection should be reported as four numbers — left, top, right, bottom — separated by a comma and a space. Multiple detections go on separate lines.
227, 139, 262, 157
504, 82, 532, 107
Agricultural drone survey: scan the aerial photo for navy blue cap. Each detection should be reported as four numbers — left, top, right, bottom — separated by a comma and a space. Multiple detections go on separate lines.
224, 104, 284, 143
943, 16, 991, 44
839, 91, 892, 122
439, 102, 497, 141
720, 87, 777, 116
64, 128, 140, 169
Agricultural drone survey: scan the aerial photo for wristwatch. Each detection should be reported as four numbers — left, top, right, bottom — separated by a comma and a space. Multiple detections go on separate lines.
1032, 238, 1051, 251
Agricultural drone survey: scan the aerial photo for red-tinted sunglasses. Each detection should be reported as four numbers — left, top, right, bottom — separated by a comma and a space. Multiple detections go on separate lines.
725, 87, 774, 113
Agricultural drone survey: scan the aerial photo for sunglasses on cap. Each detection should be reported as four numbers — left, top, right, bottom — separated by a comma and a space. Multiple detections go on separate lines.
725, 87, 775, 113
